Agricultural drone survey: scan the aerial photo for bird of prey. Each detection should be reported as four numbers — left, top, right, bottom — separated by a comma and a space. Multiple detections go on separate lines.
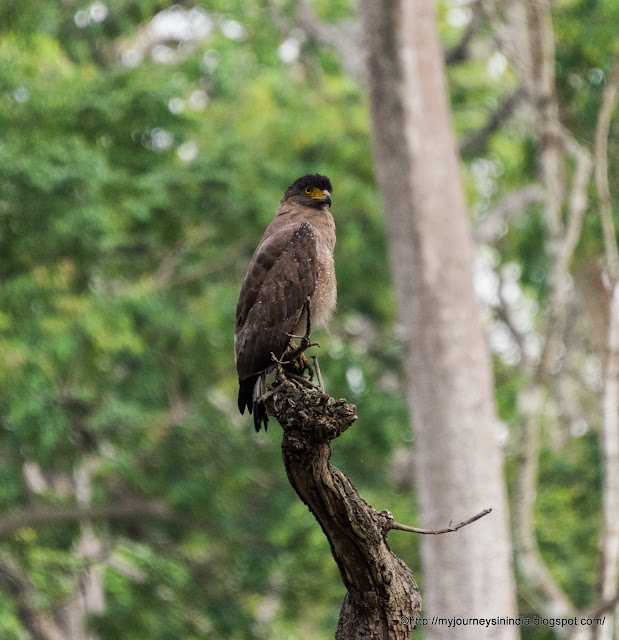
235, 174, 336, 431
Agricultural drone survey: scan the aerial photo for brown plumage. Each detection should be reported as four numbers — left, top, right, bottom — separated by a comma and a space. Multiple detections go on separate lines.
235, 174, 336, 431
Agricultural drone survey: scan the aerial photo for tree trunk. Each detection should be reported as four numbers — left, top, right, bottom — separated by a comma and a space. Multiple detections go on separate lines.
360, 0, 517, 637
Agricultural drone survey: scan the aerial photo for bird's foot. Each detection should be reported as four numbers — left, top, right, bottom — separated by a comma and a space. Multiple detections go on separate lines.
271, 350, 319, 390
284, 297, 317, 354
270, 352, 290, 383
285, 333, 320, 352
283, 341, 317, 380
276, 299, 321, 386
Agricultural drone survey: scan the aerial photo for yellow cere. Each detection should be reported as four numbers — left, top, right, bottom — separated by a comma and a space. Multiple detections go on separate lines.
304, 186, 330, 200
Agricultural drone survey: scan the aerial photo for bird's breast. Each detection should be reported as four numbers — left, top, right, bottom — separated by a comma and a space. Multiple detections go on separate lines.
304, 243, 337, 331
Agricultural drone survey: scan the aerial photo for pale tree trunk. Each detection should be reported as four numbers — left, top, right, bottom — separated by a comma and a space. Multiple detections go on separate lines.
57, 457, 104, 640
594, 54, 619, 640
360, 0, 517, 637
598, 289, 619, 640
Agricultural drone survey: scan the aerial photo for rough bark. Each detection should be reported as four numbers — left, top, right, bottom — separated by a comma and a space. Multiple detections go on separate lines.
264, 379, 421, 639
360, 0, 517, 637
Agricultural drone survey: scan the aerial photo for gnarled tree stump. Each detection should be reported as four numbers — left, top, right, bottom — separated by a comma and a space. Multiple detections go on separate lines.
264, 379, 421, 639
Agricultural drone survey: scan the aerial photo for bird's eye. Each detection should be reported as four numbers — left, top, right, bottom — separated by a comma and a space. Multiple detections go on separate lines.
304, 186, 313, 195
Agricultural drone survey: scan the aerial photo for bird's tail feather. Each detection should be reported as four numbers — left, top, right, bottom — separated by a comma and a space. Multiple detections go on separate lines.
238, 374, 269, 432
237, 375, 256, 415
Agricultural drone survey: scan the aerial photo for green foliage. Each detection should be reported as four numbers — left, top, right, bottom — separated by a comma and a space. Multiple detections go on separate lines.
536, 434, 602, 609
0, 2, 403, 637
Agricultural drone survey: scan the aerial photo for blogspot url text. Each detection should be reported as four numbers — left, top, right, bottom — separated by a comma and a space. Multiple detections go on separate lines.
399, 616, 605, 629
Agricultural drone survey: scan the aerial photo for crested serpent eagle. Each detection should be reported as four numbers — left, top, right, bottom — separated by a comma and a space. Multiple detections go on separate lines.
235, 174, 336, 431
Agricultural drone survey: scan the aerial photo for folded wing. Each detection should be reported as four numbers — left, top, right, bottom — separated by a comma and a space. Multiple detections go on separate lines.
235, 222, 319, 415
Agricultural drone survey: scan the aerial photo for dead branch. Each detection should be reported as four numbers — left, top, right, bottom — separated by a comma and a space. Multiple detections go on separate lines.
264, 379, 421, 640
389, 508, 492, 535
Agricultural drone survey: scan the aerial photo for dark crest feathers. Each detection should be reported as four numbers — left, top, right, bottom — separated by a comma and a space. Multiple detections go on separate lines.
284, 174, 332, 198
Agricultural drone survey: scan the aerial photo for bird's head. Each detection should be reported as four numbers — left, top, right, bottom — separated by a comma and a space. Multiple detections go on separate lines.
283, 173, 332, 209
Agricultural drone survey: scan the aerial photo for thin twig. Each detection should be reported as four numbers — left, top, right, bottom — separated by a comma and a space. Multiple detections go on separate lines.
389, 508, 492, 535
312, 355, 324, 391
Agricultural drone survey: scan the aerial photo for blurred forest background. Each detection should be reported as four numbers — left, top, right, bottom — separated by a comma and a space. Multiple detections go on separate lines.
0, 0, 618, 639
